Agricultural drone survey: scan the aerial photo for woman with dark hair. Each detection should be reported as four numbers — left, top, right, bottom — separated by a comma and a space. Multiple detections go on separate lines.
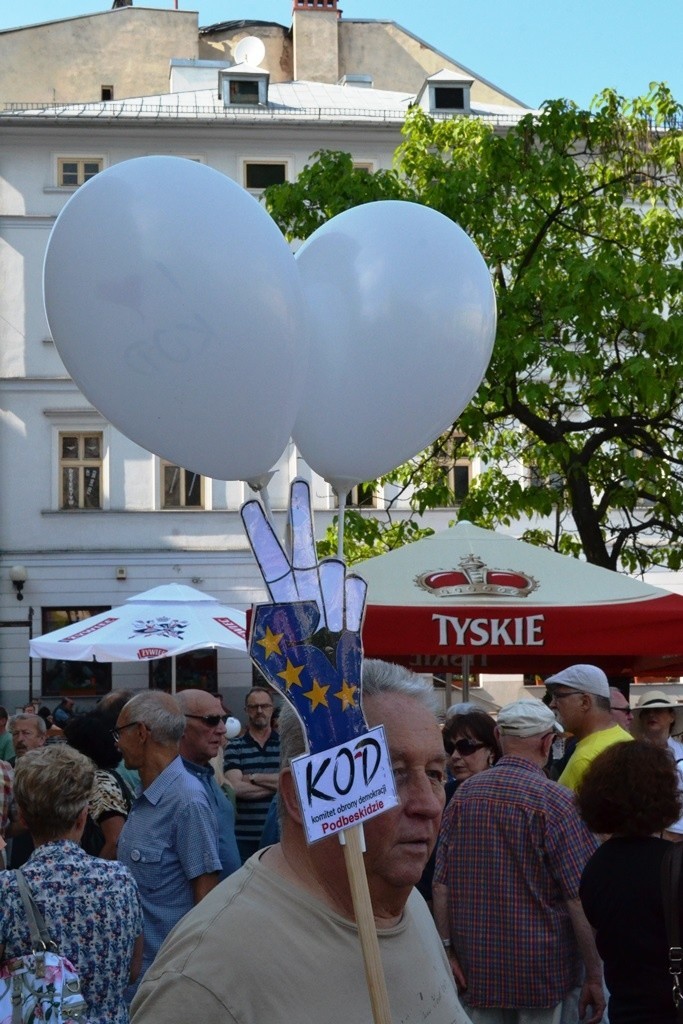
419, 708, 502, 903
442, 708, 502, 798
64, 711, 133, 860
577, 740, 683, 1024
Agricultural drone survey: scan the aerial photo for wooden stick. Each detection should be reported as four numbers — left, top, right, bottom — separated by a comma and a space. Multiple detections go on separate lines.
340, 824, 393, 1024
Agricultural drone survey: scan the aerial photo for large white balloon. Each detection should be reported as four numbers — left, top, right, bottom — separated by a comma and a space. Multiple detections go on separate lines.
293, 201, 496, 493
44, 156, 308, 481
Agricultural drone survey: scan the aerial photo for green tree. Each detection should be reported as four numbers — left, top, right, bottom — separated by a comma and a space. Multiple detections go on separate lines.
266, 86, 683, 572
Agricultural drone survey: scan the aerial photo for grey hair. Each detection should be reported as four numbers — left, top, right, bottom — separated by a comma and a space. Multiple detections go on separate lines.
280, 658, 437, 768
10, 713, 46, 735
277, 659, 437, 824
14, 745, 94, 841
122, 691, 185, 744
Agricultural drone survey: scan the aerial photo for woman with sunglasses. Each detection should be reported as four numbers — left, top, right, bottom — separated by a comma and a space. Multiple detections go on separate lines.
443, 709, 502, 796
418, 708, 501, 904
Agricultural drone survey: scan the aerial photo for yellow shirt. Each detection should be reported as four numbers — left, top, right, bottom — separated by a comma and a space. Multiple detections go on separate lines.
558, 724, 633, 791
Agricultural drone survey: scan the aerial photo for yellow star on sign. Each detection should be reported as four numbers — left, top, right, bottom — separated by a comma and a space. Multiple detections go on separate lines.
256, 626, 284, 659
277, 659, 304, 691
303, 678, 330, 711
334, 680, 358, 711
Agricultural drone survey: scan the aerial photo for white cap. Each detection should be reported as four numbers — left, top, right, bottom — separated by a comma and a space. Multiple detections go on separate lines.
544, 664, 609, 698
497, 698, 563, 737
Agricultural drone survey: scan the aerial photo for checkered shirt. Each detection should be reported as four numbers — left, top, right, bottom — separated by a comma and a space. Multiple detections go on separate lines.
434, 755, 599, 1009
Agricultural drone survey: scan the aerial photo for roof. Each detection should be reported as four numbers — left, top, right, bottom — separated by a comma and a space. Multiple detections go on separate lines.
0, 80, 531, 127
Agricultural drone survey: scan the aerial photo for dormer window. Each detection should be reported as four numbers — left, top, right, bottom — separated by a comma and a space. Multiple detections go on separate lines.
434, 85, 466, 111
218, 65, 269, 107
229, 79, 259, 105
416, 71, 473, 116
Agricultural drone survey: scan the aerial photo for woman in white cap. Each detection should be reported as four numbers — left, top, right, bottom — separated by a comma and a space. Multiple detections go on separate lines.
632, 690, 683, 841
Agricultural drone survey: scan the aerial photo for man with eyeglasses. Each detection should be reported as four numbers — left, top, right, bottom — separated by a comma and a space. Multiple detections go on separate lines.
131, 660, 473, 1024
224, 686, 280, 863
608, 686, 633, 732
546, 664, 632, 792
434, 699, 604, 1024
176, 689, 240, 880
115, 691, 222, 987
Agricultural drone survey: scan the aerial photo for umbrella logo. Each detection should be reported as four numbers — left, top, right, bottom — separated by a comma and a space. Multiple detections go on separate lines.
131, 617, 190, 640
415, 554, 538, 600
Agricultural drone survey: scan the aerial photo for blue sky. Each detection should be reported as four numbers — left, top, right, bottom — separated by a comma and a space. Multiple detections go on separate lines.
1, 0, 681, 110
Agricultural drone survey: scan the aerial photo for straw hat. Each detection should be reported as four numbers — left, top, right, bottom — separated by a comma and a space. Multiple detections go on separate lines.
631, 690, 683, 738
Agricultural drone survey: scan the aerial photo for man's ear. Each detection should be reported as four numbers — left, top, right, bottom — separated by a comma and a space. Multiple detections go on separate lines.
541, 732, 555, 759
279, 767, 303, 825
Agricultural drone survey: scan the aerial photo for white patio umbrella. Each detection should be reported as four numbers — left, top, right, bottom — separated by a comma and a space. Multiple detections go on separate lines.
30, 583, 247, 693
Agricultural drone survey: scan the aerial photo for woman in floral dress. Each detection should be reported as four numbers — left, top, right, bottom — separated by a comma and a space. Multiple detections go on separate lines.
0, 745, 143, 1023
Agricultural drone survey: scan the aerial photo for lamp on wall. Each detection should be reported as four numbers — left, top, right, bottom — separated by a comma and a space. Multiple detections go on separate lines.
10, 565, 28, 601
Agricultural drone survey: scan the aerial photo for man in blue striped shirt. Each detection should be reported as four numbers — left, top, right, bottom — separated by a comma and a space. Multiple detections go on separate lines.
224, 686, 280, 862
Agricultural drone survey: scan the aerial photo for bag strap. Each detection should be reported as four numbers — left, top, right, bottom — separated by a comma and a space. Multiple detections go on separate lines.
14, 869, 55, 952
661, 842, 683, 1020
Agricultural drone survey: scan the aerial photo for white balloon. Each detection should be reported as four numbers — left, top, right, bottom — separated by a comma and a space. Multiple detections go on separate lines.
225, 716, 242, 739
293, 201, 496, 492
44, 156, 308, 481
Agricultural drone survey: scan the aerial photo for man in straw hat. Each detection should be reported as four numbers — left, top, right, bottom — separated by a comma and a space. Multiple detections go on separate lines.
632, 689, 683, 841
434, 698, 604, 1024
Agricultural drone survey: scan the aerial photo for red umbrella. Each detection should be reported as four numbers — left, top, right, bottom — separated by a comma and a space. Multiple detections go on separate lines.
357, 522, 683, 679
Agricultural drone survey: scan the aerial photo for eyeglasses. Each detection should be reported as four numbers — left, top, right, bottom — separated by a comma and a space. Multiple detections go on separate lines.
548, 690, 582, 700
185, 714, 228, 728
246, 703, 273, 712
111, 721, 140, 741
610, 705, 632, 715
449, 738, 486, 757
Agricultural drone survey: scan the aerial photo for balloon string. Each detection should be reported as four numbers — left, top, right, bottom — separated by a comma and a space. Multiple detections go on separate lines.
337, 490, 346, 560
260, 484, 275, 528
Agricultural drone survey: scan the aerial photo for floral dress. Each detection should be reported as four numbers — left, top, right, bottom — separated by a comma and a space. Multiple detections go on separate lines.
0, 840, 143, 1024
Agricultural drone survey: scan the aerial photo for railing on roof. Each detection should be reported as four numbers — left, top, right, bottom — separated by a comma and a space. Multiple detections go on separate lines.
0, 100, 529, 127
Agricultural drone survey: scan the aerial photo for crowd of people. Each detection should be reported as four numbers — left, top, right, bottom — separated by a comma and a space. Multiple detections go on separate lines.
0, 662, 682, 1024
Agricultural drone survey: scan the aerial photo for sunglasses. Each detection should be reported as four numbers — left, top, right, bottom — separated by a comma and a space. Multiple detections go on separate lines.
185, 714, 228, 727
449, 738, 486, 757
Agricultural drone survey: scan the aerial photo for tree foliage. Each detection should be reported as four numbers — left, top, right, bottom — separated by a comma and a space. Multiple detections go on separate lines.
265, 85, 683, 572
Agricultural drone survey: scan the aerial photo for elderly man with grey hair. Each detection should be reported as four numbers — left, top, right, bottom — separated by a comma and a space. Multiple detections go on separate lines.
131, 660, 473, 1024
115, 691, 221, 988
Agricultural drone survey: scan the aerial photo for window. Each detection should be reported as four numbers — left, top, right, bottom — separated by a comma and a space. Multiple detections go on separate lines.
443, 462, 471, 502
434, 86, 465, 111
58, 158, 103, 187
230, 79, 259, 105
60, 432, 102, 509
436, 436, 472, 504
161, 463, 204, 509
41, 607, 112, 697
101, 85, 114, 102
346, 483, 378, 508
149, 648, 218, 693
244, 162, 287, 191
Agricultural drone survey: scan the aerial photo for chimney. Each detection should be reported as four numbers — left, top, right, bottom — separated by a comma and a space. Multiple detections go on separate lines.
292, 0, 341, 84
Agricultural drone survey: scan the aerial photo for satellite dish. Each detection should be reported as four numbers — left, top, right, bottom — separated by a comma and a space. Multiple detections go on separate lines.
234, 36, 266, 67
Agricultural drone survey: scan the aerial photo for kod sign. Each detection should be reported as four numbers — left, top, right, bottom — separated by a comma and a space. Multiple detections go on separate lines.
291, 725, 399, 844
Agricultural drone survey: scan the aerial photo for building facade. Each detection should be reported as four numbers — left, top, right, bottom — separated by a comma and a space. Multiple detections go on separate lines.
0, 1, 531, 710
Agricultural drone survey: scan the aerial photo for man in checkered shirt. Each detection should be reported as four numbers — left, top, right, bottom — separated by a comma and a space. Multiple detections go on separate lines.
434, 698, 605, 1024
